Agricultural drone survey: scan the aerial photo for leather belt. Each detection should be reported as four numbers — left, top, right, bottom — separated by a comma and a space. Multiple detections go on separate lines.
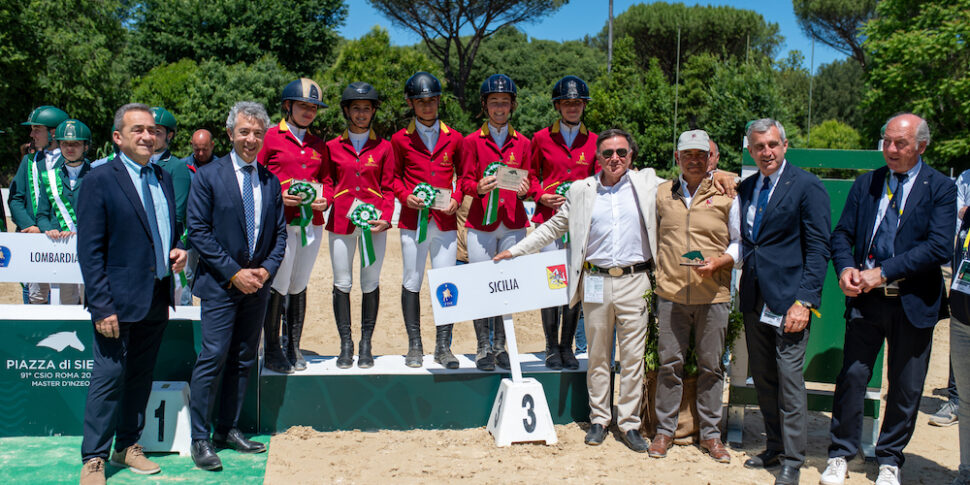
583, 261, 652, 277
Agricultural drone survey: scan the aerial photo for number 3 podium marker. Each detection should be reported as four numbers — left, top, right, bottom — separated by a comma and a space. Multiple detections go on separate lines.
485, 315, 558, 447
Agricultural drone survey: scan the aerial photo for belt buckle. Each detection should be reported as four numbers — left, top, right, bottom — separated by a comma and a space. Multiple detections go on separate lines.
884, 283, 899, 297
608, 267, 623, 277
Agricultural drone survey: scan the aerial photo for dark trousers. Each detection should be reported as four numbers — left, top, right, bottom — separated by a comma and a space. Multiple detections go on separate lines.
949, 362, 960, 403
744, 293, 809, 468
81, 284, 169, 463
189, 288, 269, 439
828, 293, 934, 467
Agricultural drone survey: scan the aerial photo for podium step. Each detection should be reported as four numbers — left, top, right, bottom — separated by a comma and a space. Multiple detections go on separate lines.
258, 353, 590, 433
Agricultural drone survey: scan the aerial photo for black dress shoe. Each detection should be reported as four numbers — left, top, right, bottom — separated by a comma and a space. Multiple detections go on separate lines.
584, 424, 607, 445
191, 439, 222, 471
774, 465, 800, 485
744, 449, 782, 469
619, 429, 649, 453
213, 428, 266, 454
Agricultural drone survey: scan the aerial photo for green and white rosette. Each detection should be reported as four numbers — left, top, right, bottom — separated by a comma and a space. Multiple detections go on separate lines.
482, 161, 505, 225
287, 181, 317, 247
555, 181, 573, 243
351, 203, 379, 268
413, 183, 437, 243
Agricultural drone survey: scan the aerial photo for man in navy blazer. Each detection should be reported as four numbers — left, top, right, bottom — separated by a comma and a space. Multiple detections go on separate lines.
185, 101, 286, 471
821, 114, 955, 485
737, 119, 831, 485
77, 103, 187, 484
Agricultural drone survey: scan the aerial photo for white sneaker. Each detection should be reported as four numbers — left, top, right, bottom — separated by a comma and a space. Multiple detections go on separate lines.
875, 465, 901, 485
820, 457, 848, 485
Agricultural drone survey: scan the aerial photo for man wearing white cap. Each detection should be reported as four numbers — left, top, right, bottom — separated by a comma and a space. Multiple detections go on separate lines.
647, 129, 740, 462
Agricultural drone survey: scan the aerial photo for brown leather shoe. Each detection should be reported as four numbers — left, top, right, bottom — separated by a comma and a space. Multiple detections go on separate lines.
110, 443, 160, 475
80, 457, 106, 485
648, 433, 672, 458
699, 437, 731, 463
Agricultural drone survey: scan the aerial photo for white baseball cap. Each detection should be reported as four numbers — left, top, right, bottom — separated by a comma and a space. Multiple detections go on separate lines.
677, 130, 711, 152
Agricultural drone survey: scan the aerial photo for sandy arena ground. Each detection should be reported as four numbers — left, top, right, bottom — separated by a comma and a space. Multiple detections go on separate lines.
0, 225, 959, 484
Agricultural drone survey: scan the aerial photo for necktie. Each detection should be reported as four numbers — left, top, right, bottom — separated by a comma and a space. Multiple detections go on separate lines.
140, 166, 168, 279
870, 172, 908, 265
751, 175, 772, 240
242, 165, 256, 259
421, 127, 437, 153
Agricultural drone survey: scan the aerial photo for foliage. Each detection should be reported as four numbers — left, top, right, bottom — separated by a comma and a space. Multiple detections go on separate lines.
775, 51, 812, 139
366, 0, 567, 104
811, 59, 865, 132
679, 54, 790, 172
126, 0, 347, 75
584, 37, 674, 171
461, 26, 602, 135
313, 27, 444, 140
793, 0, 876, 68
0, 0, 130, 180
807, 119, 862, 149
862, 0, 970, 172
132, 56, 295, 156
595, 1, 782, 81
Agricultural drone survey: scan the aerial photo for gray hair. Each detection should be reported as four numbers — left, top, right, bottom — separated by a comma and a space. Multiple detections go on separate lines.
113, 103, 152, 132
226, 101, 270, 132
746, 118, 787, 142
887, 112, 931, 146
596, 128, 639, 161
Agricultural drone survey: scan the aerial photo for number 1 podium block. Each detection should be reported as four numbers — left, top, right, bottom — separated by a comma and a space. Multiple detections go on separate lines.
486, 377, 557, 446
138, 381, 192, 456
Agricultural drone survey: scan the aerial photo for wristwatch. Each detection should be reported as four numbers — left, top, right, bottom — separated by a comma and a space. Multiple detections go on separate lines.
797, 300, 815, 309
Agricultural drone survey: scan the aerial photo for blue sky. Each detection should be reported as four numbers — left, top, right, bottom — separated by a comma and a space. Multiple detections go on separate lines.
338, 0, 847, 72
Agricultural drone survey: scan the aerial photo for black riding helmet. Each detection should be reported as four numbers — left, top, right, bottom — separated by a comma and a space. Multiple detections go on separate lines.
551, 75, 591, 101
340, 82, 381, 124
405, 72, 442, 99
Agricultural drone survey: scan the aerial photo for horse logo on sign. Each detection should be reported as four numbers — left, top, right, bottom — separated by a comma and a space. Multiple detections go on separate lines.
0, 246, 10, 267
436, 282, 458, 307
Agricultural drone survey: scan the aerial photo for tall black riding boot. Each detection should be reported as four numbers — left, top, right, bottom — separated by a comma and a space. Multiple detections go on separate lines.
492, 316, 510, 370
433, 324, 459, 369
358, 287, 379, 368
402, 287, 423, 368
560, 304, 581, 370
333, 287, 354, 369
262, 290, 293, 374
473, 318, 494, 371
285, 289, 308, 371
540, 306, 563, 369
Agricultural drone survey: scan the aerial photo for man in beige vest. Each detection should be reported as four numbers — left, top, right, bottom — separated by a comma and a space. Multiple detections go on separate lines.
495, 128, 736, 452
647, 130, 739, 463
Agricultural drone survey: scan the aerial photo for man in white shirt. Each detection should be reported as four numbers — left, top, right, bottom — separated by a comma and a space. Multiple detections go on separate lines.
496, 128, 735, 452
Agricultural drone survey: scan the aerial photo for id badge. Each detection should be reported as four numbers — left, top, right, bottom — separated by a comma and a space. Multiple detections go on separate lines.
584, 274, 604, 303
760, 304, 784, 327
953, 259, 970, 295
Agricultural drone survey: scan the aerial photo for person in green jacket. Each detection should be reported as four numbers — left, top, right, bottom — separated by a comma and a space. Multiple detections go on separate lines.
8, 105, 70, 304
37, 119, 92, 304
150, 107, 192, 234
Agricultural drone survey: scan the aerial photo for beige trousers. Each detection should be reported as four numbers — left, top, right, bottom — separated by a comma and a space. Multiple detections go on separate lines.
583, 271, 650, 432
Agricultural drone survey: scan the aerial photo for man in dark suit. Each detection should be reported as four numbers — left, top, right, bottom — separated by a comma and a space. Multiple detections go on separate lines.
76, 103, 187, 485
738, 118, 831, 485
820, 113, 955, 485
185, 101, 286, 471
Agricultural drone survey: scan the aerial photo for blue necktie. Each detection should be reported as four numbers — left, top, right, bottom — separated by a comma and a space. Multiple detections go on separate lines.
242, 165, 256, 259
751, 175, 772, 241
140, 166, 168, 279
870, 172, 908, 265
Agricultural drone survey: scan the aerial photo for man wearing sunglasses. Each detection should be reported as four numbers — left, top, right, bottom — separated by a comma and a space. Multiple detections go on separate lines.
495, 128, 736, 452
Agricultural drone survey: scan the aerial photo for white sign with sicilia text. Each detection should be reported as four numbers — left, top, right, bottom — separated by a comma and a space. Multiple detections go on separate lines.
427, 250, 568, 325
0, 233, 83, 284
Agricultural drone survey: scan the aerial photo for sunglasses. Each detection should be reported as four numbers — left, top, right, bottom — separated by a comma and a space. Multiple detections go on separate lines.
599, 148, 629, 159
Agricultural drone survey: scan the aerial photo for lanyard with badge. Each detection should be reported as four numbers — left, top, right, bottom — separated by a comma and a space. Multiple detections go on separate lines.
952, 229, 970, 294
